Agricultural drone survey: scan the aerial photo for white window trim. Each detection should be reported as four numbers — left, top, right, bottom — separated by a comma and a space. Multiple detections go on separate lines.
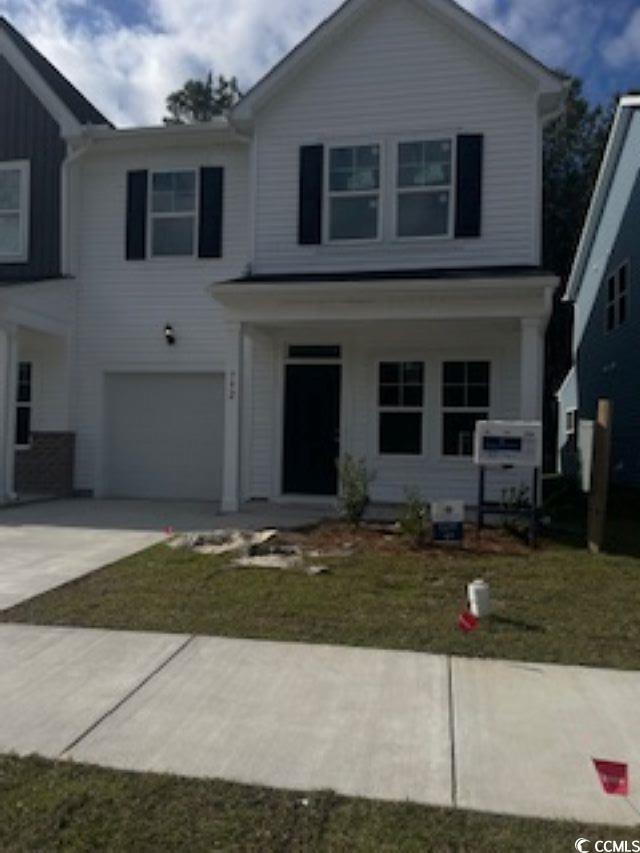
15, 360, 33, 450
0, 159, 30, 263
148, 168, 199, 260
440, 359, 492, 460
566, 408, 577, 436
604, 260, 630, 334
376, 359, 426, 459
393, 135, 456, 243
324, 141, 383, 245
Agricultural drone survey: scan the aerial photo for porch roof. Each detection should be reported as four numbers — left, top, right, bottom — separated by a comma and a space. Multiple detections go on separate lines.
211, 268, 558, 324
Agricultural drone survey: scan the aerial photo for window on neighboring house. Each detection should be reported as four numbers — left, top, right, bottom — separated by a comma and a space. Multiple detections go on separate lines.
566, 408, 577, 436
605, 262, 629, 332
378, 361, 424, 455
328, 144, 380, 241
397, 139, 452, 238
15, 361, 32, 447
0, 161, 29, 262
442, 361, 490, 456
150, 170, 197, 256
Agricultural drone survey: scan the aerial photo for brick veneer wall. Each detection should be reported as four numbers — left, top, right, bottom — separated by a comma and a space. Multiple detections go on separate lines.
14, 432, 75, 496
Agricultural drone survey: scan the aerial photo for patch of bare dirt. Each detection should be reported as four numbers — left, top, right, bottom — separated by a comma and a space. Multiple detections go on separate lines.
281, 522, 533, 558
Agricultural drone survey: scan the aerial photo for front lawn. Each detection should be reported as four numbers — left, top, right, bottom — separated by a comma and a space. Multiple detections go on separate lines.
1, 754, 637, 853
3, 487, 639, 670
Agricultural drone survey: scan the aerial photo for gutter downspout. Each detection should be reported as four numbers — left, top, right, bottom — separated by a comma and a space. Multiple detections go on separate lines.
61, 132, 92, 276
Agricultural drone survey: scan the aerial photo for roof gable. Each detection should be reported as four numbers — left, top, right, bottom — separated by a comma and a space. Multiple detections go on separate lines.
0, 17, 111, 131
232, 0, 566, 124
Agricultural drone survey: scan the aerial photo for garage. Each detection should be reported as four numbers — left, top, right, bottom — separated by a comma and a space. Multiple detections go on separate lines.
104, 373, 224, 501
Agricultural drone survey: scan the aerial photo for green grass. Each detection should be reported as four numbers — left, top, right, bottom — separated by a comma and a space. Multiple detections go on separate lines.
1, 754, 637, 852
2, 486, 639, 670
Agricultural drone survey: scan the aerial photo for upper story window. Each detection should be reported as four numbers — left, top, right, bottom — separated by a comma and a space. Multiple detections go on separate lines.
397, 139, 453, 238
150, 170, 197, 257
328, 145, 380, 241
605, 261, 629, 333
0, 161, 30, 263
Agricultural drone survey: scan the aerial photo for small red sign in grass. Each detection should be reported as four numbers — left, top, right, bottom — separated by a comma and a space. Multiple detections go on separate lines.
593, 759, 629, 796
458, 611, 478, 633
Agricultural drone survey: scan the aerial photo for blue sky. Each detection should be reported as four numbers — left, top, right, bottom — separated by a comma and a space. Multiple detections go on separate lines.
1, 0, 639, 126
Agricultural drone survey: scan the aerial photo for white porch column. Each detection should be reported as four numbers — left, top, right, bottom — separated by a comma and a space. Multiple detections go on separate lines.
221, 321, 243, 512
0, 324, 18, 502
520, 318, 544, 421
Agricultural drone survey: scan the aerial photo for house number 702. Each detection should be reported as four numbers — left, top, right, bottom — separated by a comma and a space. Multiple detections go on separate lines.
228, 372, 236, 401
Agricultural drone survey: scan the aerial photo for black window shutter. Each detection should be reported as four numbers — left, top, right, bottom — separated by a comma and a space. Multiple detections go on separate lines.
199, 166, 224, 258
125, 170, 148, 260
298, 145, 324, 245
455, 135, 484, 238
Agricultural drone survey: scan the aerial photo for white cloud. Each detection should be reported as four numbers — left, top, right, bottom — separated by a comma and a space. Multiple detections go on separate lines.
0, 0, 337, 125
602, 8, 640, 69
0, 0, 619, 126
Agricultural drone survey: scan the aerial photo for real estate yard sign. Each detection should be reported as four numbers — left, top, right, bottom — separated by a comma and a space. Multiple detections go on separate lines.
432, 501, 464, 544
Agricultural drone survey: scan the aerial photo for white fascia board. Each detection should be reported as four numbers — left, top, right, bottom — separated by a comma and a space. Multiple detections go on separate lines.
73, 120, 248, 152
0, 30, 81, 137
211, 276, 557, 323
565, 102, 634, 302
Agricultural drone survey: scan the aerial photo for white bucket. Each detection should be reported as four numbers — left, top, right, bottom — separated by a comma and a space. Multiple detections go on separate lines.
468, 579, 491, 618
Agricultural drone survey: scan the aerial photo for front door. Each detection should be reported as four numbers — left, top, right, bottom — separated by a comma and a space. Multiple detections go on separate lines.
282, 363, 341, 495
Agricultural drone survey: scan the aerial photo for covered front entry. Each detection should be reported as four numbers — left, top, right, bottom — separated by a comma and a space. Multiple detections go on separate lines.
103, 373, 224, 501
283, 362, 341, 495
212, 272, 556, 512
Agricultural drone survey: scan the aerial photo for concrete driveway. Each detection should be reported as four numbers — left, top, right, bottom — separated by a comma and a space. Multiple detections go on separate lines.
0, 499, 218, 610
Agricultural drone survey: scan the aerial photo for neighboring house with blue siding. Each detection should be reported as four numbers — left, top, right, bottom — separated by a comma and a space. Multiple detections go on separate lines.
558, 96, 640, 488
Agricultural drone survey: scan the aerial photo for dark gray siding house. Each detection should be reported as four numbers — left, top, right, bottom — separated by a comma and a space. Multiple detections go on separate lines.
558, 97, 640, 488
0, 16, 110, 283
0, 17, 110, 499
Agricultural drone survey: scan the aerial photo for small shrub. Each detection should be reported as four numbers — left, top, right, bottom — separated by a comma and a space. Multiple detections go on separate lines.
399, 487, 428, 547
336, 455, 374, 526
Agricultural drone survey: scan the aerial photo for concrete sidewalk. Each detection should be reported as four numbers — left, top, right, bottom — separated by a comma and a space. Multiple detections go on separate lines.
0, 623, 638, 827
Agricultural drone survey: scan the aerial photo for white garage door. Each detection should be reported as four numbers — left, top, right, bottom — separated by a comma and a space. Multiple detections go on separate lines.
104, 373, 224, 500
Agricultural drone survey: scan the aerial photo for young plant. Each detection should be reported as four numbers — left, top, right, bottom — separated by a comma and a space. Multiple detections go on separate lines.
399, 487, 428, 548
336, 455, 374, 526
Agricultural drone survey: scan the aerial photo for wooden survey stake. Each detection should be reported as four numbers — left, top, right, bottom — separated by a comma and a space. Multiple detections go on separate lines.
587, 399, 613, 554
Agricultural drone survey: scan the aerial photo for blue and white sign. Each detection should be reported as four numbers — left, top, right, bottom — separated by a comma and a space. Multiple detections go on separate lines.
432, 501, 465, 543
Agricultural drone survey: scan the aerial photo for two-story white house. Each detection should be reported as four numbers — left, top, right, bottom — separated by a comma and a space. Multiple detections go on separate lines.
1, 0, 566, 511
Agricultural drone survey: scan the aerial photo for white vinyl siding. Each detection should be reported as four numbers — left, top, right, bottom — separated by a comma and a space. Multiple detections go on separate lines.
248, 320, 524, 505
252, 0, 540, 274
73, 142, 249, 493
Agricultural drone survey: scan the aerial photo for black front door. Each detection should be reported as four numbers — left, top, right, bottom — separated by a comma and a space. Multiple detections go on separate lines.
282, 363, 341, 495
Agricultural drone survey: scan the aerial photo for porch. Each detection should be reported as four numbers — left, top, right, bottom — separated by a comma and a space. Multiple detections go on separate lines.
213, 272, 556, 512
0, 281, 75, 503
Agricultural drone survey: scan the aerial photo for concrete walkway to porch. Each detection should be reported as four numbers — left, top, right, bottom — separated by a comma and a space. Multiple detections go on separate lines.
0, 622, 638, 828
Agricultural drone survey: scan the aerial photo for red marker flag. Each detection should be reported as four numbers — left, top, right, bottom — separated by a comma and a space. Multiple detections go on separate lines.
458, 611, 478, 633
164, 526, 174, 535
593, 759, 628, 796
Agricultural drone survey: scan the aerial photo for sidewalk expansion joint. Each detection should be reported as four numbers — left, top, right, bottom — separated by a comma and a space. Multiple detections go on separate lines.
447, 656, 458, 808
58, 634, 196, 757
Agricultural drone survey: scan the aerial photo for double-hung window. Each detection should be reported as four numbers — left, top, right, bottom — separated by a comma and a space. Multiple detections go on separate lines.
328, 145, 380, 241
442, 362, 490, 456
0, 161, 29, 262
378, 362, 424, 455
605, 262, 629, 332
397, 139, 452, 238
15, 361, 32, 448
150, 170, 197, 256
